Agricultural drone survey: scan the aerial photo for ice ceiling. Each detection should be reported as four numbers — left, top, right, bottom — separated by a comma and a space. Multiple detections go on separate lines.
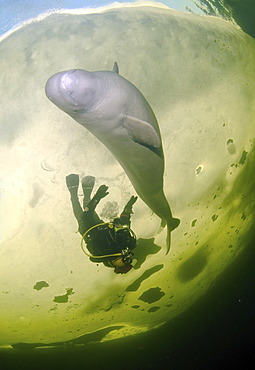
0, 2, 255, 347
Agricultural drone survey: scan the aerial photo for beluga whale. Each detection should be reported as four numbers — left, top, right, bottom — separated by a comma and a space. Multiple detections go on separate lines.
45, 63, 180, 253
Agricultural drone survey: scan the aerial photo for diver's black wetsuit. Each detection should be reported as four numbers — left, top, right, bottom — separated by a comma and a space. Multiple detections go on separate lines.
67, 175, 137, 263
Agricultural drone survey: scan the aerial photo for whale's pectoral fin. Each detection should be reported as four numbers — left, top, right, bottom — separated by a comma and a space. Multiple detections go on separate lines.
113, 62, 119, 74
123, 115, 161, 149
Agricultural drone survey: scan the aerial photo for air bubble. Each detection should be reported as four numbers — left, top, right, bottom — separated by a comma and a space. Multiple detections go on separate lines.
191, 219, 197, 227
195, 165, 203, 175
211, 214, 218, 222
227, 139, 236, 155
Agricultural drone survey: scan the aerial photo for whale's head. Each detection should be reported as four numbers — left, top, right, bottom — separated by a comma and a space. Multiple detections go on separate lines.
45, 69, 102, 116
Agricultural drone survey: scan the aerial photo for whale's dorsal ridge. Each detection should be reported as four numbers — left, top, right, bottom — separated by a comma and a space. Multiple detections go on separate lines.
113, 61, 119, 74
123, 115, 161, 149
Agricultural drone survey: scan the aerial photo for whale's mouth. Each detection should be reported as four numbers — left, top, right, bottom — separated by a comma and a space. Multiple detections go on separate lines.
45, 70, 84, 113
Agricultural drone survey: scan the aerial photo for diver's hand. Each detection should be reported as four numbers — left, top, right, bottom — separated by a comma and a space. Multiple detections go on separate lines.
127, 195, 138, 207
124, 196, 138, 213
94, 185, 109, 200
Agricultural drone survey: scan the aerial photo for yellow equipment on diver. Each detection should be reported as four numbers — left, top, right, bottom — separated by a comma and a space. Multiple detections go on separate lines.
80, 222, 136, 260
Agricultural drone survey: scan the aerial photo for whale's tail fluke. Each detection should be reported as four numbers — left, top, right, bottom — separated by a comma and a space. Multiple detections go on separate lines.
165, 217, 180, 254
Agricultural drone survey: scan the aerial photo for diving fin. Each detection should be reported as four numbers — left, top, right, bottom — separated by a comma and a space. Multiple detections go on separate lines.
66, 173, 79, 189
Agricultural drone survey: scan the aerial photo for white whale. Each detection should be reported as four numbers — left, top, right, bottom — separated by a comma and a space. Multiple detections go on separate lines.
45, 63, 180, 253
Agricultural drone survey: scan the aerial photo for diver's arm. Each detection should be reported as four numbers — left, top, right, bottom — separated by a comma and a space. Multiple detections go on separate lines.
86, 185, 109, 212
120, 196, 138, 225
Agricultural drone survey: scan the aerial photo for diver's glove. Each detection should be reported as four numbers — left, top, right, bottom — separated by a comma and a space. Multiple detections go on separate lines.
124, 195, 138, 213
94, 185, 109, 201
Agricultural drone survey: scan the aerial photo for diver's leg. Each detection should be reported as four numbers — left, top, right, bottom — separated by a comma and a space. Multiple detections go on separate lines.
81, 175, 95, 209
66, 174, 83, 219
66, 174, 87, 234
69, 192, 83, 221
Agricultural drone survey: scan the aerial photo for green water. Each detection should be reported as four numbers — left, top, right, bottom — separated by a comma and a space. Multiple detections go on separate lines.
2, 236, 255, 368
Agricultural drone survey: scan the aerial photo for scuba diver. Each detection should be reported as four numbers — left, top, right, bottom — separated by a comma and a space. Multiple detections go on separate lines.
66, 174, 138, 274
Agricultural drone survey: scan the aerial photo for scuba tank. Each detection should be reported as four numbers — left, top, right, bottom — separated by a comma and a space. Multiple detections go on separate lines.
81, 221, 137, 263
